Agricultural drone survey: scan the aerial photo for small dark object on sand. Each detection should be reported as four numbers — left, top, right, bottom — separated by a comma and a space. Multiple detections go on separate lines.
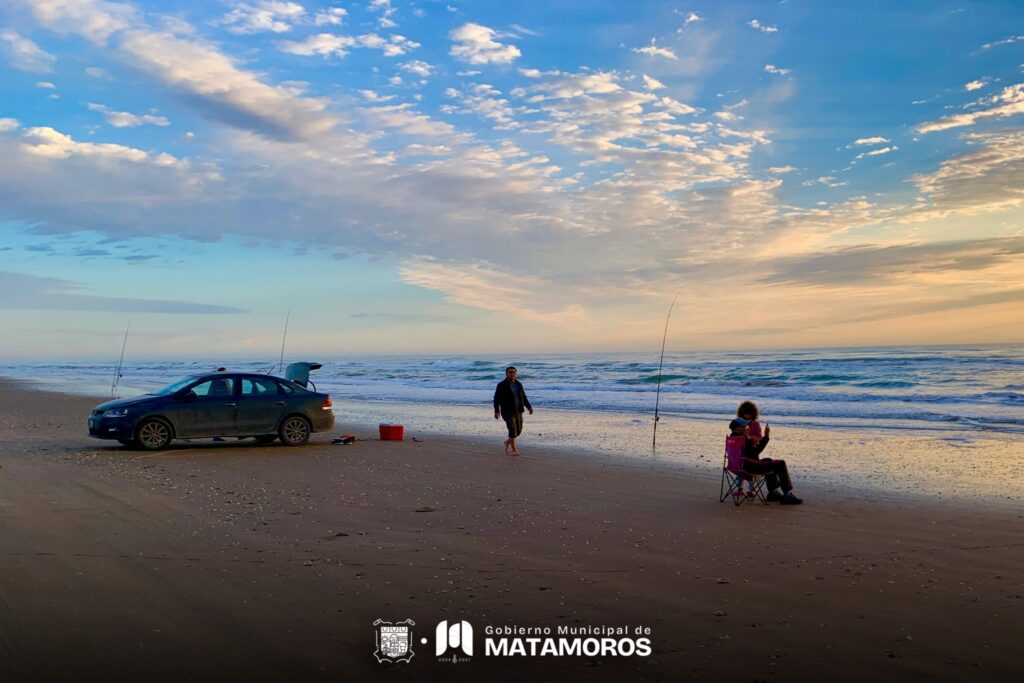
332, 434, 355, 445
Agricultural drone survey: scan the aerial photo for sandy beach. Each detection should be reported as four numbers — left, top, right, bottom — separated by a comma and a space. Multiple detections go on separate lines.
1, 378, 1022, 682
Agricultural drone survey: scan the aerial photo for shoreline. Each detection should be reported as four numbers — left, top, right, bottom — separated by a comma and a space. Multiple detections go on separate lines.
1, 379, 1023, 680
7, 374, 1024, 510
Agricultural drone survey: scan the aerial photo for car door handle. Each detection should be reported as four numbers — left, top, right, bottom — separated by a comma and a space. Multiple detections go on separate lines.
274, 401, 286, 405
224, 402, 237, 407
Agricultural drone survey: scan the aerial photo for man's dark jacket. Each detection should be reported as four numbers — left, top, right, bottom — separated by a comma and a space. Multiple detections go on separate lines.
493, 379, 532, 417
743, 432, 770, 461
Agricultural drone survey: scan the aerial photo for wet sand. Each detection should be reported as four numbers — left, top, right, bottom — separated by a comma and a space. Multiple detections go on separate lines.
0, 379, 1022, 682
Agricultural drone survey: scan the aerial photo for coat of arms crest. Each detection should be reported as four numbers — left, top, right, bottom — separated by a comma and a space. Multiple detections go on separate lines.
373, 618, 416, 663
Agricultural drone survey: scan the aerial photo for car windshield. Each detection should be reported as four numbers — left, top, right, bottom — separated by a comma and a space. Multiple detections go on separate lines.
152, 376, 201, 396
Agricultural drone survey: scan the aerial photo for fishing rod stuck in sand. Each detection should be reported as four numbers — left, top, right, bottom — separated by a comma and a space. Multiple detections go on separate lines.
652, 292, 679, 449
110, 317, 131, 398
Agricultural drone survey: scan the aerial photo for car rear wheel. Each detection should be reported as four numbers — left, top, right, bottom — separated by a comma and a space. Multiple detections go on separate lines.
136, 418, 172, 451
279, 415, 311, 446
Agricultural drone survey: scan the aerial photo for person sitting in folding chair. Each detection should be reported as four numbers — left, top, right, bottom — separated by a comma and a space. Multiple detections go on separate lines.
728, 417, 803, 505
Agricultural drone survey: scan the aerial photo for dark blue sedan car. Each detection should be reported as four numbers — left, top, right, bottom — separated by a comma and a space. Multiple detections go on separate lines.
88, 369, 335, 450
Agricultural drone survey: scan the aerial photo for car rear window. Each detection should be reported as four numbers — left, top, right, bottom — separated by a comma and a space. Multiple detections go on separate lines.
242, 378, 281, 396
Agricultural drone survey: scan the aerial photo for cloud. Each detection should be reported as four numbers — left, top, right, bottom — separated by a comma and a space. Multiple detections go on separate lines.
278, 32, 354, 57
916, 82, 1024, 133
358, 89, 394, 102
631, 39, 678, 60
121, 30, 340, 140
908, 129, 1024, 219
748, 19, 778, 33
0, 270, 245, 313
88, 102, 170, 127
980, 34, 1024, 50
313, 7, 347, 26
19, 125, 183, 166
851, 136, 890, 146
85, 66, 111, 79
642, 74, 665, 90
854, 145, 897, 159
24, 0, 136, 46
280, 32, 419, 58
399, 59, 434, 77
675, 11, 701, 29
369, 0, 397, 29
965, 78, 989, 91
443, 83, 521, 129
508, 23, 540, 38
15, 0, 1024, 338
763, 64, 790, 75
0, 121, 217, 239
22, 0, 340, 141
0, 30, 57, 73
362, 103, 457, 136
36, 81, 57, 89
760, 237, 1024, 286
400, 259, 593, 329
802, 175, 847, 187
219, 2, 306, 35
449, 22, 521, 64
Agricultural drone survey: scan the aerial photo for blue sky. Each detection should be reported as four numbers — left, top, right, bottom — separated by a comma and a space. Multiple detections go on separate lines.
1, 0, 1023, 358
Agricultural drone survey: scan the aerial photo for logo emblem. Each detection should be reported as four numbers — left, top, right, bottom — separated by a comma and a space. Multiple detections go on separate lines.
436, 620, 473, 659
373, 619, 416, 663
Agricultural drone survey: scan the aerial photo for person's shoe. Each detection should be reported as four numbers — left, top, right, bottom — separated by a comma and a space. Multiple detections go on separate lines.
765, 490, 784, 502
732, 489, 745, 500
780, 492, 804, 505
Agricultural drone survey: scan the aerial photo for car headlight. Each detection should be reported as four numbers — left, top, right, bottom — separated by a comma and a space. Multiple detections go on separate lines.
102, 408, 129, 418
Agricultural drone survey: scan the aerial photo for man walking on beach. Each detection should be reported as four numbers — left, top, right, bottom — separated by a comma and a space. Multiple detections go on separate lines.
494, 366, 533, 456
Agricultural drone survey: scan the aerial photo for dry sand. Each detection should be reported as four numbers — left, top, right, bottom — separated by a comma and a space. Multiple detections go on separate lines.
0, 378, 1022, 682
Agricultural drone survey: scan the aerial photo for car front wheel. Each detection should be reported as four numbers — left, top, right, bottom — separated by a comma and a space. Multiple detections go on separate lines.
279, 415, 311, 446
135, 418, 173, 451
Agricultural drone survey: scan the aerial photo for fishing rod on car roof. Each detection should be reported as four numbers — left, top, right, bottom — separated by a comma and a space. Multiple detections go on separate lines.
652, 292, 679, 450
110, 317, 131, 399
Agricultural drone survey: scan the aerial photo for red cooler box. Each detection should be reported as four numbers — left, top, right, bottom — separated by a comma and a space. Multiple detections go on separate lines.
379, 423, 404, 441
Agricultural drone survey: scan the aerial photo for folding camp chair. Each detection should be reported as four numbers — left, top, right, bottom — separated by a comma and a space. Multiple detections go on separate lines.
718, 435, 769, 506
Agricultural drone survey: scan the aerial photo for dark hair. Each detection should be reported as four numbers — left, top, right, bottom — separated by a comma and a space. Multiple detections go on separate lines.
506, 366, 517, 373
737, 400, 759, 420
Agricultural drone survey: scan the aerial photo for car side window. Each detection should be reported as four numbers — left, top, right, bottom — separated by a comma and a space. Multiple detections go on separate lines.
191, 378, 235, 397
277, 381, 295, 394
241, 378, 281, 396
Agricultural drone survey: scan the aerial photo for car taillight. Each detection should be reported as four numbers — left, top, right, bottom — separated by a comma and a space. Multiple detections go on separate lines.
322, 395, 333, 410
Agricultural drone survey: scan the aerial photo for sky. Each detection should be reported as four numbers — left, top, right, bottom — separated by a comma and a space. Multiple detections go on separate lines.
1, 0, 1023, 359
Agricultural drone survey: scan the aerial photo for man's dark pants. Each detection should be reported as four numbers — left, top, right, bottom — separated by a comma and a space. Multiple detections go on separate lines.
503, 412, 523, 439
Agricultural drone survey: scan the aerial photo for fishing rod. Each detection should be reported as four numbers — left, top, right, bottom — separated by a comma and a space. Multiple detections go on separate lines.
278, 307, 291, 373
652, 292, 679, 449
110, 317, 131, 398
264, 307, 291, 375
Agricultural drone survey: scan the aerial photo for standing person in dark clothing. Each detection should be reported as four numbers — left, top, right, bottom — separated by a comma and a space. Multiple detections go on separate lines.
493, 366, 533, 456
730, 418, 803, 505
